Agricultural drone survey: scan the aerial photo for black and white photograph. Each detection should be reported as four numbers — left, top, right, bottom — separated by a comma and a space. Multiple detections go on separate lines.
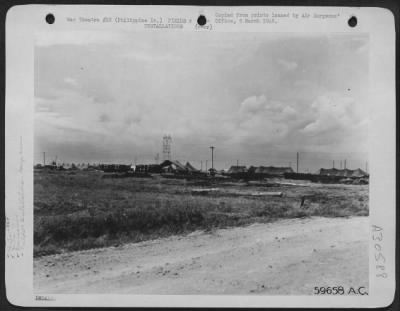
5, 5, 395, 307
33, 30, 371, 295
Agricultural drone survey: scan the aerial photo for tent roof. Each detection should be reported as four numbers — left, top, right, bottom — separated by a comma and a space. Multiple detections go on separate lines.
227, 166, 248, 174
185, 162, 199, 171
253, 166, 294, 174
160, 160, 186, 171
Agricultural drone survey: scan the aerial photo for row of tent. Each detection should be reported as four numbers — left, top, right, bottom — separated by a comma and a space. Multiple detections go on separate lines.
225, 166, 368, 178
133, 160, 202, 174
158, 162, 296, 177
159, 160, 198, 173
318, 168, 368, 178
35, 161, 369, 178
34, 161, 197, 173
98, 161, 296, 176
35, 163, 91, 170
226, 165, 294, 176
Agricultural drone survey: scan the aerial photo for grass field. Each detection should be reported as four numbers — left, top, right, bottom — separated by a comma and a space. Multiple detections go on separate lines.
34, 170, 369, 257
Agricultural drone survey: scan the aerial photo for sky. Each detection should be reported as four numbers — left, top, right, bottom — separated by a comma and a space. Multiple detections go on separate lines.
34, 31, 369, 172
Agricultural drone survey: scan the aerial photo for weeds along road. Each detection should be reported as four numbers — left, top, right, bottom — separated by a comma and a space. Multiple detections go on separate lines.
34, 216, 368, 295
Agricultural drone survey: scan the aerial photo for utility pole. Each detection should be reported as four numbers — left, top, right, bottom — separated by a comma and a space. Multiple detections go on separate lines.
333, 160, 335, 168
296, 152, 299, 173
200, 160, 203, 171
210, 146, 215, 170
42, 152, 46, 166
344, 159, 347, 169
289, 161, 292, 168
205, 160, 208, 172
366, 161, 368, 173
340, 160, 342, 169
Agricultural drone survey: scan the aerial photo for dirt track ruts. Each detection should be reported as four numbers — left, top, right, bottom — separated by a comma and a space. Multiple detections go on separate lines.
34, 216, 368, 295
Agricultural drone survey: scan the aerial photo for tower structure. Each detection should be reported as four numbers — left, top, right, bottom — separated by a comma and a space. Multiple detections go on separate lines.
162, 135, 172, 161
210, 146, 215, 170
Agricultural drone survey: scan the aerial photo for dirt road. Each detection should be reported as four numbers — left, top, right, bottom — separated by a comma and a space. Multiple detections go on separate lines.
34, 217, 368, 295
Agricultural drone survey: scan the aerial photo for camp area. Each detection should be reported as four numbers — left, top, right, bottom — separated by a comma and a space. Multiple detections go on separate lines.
34, 166, 369, 258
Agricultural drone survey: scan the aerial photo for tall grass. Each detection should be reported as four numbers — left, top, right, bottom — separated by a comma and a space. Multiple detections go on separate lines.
34, 171, 369, 256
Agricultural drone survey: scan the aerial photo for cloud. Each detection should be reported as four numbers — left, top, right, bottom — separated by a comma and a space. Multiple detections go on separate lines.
99, 114, 111, 123
230, 95, 299, 146
34, 33, 369, 168
278, 59, 298, 71
64, 77, 77, 86
124, 115, 142, 126
282, 106, 297, 118
239, 95, 267, 116
301, 95, 363, 135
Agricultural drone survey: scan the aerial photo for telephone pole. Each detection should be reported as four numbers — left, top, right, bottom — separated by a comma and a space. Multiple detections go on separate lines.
42, 152, 46, 166
333, 160, 335, 168
296, 152, 299, 173
344, 159, 347, 169
200, 160, 203, 171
